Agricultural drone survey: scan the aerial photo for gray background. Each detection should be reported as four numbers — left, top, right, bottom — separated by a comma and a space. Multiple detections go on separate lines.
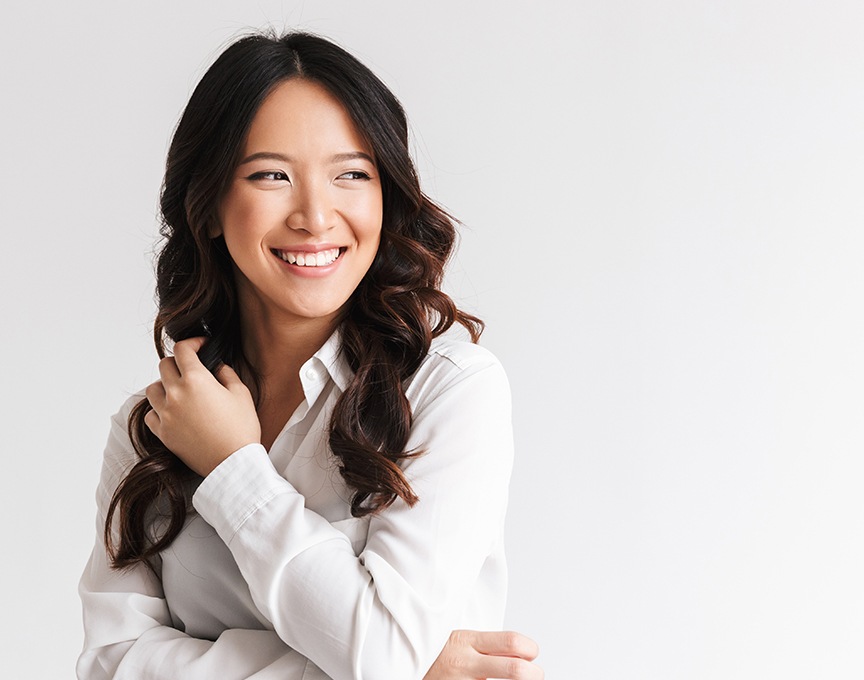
2, 1, 863, 678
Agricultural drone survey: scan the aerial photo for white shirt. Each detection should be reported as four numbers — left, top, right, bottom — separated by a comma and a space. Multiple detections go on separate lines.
77, 332, 514, 680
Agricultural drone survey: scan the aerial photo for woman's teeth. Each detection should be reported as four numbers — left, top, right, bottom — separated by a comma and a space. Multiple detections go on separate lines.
274, 248, 342, 266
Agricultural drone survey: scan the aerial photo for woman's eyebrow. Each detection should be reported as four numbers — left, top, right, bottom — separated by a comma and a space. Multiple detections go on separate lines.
330, 151, 375, 164
238, 151, 374, 166
238, 151, 293, 166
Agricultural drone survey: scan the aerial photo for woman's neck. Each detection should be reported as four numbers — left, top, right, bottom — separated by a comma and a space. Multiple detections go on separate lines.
240, 309, 339, 394
238, 302, 342, 450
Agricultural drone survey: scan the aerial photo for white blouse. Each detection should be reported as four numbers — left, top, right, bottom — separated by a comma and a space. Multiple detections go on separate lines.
77, 332, 514, 680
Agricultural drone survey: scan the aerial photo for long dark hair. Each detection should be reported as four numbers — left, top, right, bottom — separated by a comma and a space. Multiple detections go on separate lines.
106, 32, 483, 569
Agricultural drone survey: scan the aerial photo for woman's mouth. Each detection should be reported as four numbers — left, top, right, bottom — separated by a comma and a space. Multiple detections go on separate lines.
271, 247, 345, 267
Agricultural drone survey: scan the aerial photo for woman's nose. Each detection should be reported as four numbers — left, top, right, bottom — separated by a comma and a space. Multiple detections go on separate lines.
285, 181, 335, 235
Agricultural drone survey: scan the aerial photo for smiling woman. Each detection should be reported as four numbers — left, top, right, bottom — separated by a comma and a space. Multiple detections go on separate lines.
77, 31, 542, 680
217, 80, 384, 335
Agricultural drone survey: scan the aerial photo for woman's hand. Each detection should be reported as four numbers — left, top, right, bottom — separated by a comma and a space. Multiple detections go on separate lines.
424, 630, 544, 680
144, 337, 261, 477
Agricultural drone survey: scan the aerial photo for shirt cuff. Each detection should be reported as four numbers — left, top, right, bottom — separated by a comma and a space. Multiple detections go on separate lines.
192, 443, 292, 544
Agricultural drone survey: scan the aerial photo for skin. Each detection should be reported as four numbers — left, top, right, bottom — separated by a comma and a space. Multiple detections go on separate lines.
425, 630, 544, 680
144, 78, 542, 679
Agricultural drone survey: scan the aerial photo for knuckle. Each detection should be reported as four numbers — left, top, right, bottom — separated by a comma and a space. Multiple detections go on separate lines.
502, 630, 522, 653
449, 629, 468, 647
504, 658, 530, 679
143, 409, 157, 429
446, 654, 468, 671
503, 630, 538, 660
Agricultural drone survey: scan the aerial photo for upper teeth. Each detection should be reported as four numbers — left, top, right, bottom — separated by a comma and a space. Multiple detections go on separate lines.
275, 248, 341, 266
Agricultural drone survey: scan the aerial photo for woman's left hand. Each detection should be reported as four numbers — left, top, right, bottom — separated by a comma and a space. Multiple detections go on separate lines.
144, 337, 261, 477
423, 630, 544, 680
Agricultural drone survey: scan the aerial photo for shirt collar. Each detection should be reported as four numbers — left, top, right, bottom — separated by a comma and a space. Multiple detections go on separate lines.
299, 328, 353, 404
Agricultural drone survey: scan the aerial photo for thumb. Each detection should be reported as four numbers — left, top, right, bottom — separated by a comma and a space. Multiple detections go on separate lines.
172, 336, 208, 374
174, 336, 207, 354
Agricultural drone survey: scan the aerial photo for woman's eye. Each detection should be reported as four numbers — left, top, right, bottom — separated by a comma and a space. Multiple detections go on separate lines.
248, 171, 289, 182
337, 170, 371, 181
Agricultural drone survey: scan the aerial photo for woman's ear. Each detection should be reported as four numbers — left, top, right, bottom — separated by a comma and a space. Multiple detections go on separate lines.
206, 207, 223, 238
185, 194, 223, 238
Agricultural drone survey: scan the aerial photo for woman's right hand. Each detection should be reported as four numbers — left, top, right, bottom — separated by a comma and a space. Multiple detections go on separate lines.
423, 630, 544, 679
144, 337, 261, 477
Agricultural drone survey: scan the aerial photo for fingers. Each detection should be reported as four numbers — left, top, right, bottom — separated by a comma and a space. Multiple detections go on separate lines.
172, 337, 208, 374
427, 630, 543, 680
158, 356, 181, 383
475, 655, 544, 680
215, 363, 246, 391
143, 405, 160, 434
145, 380, 166, 409
464, 630, 540, 661
437, 630, 543, 680
143, 381, 165, 434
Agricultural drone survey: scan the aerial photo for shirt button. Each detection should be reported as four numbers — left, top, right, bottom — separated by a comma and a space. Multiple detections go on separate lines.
305, 368, 317, 381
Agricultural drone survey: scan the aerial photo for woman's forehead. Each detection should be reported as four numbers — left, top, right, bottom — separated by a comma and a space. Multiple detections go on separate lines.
242, 79, 373, 160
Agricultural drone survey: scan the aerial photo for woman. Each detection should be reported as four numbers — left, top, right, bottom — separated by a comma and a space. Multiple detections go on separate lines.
78, 31, 542, 680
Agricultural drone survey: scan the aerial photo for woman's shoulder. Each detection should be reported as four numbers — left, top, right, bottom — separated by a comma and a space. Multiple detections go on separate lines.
112, 390, 147, 420
108, 390, 147, 436
405, 334, 510, 409
100, 391, 147, 485
426, 334, 503, 372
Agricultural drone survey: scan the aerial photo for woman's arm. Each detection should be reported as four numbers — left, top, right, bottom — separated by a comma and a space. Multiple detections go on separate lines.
78, 401, 311, 680
82, 532, 540, 680
81, 382, 537, 680
150, 338, 517, 679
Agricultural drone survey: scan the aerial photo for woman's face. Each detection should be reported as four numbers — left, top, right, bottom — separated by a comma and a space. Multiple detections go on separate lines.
216, 78, 383, 329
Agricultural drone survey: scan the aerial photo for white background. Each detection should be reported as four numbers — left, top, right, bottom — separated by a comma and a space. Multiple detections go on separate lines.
2, 1, 863, 678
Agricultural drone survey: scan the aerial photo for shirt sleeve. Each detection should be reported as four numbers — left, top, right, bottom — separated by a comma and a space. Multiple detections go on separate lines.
191, 349, 514, 680
77, 399, 311, 680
